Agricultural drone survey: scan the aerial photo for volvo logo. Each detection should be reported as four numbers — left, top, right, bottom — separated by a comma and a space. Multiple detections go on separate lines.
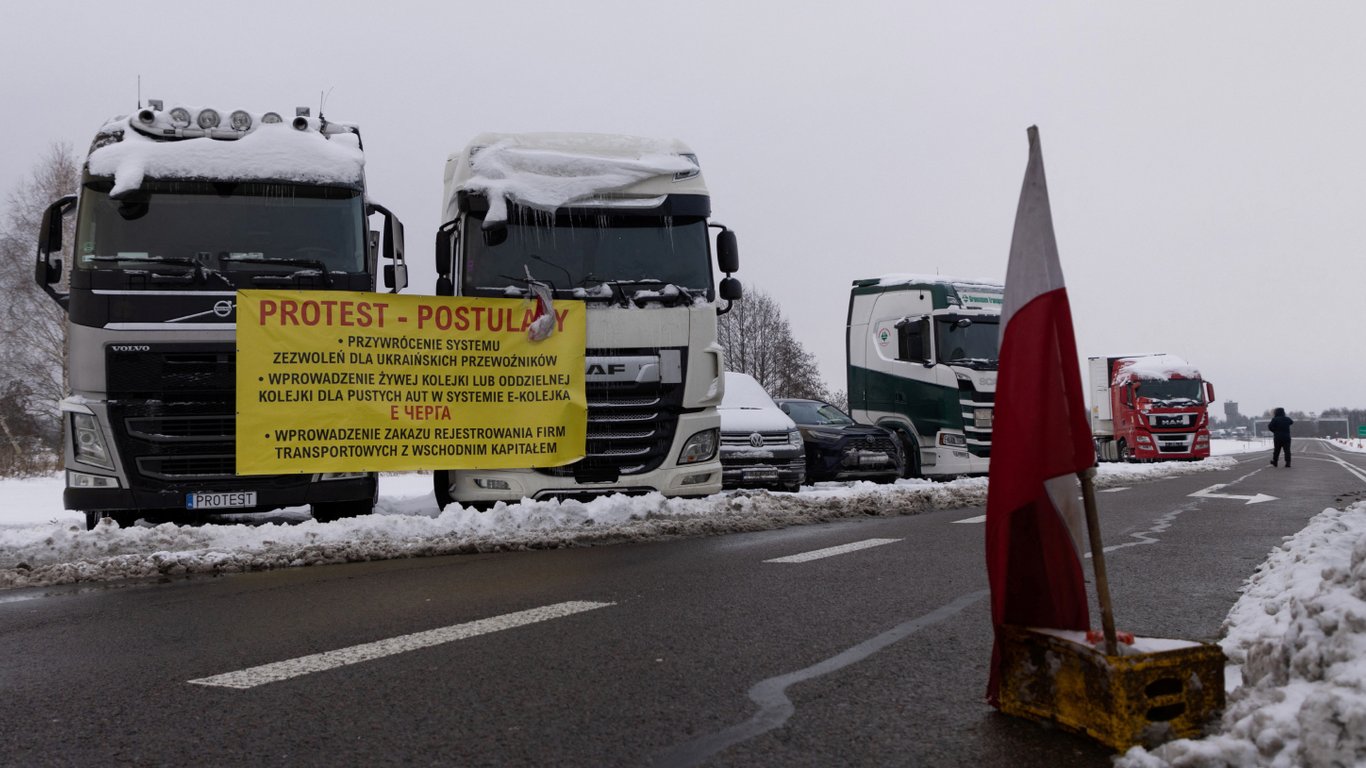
213, 300, 234, 318
748, 433, 765, 448
109, 345, 151, 353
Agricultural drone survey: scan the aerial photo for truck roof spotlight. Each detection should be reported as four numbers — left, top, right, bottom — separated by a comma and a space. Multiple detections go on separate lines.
137, 109, 156, 125
229, 110, 252, 131
197, 109, 221, 129
261, 112, 282, 124
169, 107, 192, 127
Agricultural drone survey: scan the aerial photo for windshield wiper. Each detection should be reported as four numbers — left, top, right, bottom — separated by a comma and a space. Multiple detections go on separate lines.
223, 256, 333, 287
85, 255, 233, 287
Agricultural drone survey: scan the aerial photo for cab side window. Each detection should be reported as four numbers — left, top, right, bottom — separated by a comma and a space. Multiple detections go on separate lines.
896, 318, 928, 363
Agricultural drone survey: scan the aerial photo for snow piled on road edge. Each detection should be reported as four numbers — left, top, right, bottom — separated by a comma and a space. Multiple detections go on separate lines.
0, 478, 989, 589
1117, 500, 1366, 767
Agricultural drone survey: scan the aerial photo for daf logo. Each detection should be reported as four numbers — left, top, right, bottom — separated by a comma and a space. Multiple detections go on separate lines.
586, 363, 627, 376
110, 345, 151, 353
213, 300, 234, 318
748, 433, 765, 448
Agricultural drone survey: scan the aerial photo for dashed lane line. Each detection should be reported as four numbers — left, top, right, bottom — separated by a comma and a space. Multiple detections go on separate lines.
763, 538, 902, 563
188, 600, 614, 690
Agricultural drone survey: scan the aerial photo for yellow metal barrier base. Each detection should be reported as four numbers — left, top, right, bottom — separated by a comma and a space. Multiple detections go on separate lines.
998, 626, 1226, 751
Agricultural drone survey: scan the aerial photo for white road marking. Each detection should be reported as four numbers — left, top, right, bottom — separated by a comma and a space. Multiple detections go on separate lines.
952, 515, 986, 524
1100, 487, 1130, 493
763, 538, 901, 563
1188, 484, 1277, 505
189, 600, 614, 690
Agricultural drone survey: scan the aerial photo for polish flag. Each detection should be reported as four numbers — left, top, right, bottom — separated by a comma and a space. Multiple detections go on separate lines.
985, 127, 1096, 707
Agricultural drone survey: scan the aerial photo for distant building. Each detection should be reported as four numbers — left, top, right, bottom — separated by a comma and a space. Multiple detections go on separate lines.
1224, 400, 1241, 422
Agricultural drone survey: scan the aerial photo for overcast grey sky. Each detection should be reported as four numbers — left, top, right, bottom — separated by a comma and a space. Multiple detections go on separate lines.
4, 1, 1363, 419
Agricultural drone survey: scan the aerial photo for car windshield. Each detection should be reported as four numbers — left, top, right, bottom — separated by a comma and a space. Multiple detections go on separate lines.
783, 401, 854, 426
74, 180, 366, 272
461, 211, 713, 300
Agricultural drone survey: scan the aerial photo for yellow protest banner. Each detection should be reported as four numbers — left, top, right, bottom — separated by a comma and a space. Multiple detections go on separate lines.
235, 290, 586, 474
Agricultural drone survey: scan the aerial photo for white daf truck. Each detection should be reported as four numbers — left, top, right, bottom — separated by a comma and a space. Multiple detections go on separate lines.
34, 101, 406, 528
846, 274, 1001, 478
432, 132, 741, 506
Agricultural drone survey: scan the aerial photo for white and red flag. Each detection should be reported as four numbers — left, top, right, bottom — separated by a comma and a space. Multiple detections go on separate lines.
985, 127, 1096, 707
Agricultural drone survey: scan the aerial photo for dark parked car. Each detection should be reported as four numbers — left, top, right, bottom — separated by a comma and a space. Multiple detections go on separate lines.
776, 398, 904, 482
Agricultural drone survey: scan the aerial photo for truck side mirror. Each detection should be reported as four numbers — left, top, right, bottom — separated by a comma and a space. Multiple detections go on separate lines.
716, 230, 739, 274
383, 263, 408, 293
719, 276, 742, 302
35, 195, 76, 306
435, 226, 454, 275
1206, 382, 1215, 402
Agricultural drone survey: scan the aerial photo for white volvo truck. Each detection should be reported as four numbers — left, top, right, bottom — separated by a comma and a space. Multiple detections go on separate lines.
432, 132, 741, 506
846, 274, 1001, 478
34, 101, 406, 528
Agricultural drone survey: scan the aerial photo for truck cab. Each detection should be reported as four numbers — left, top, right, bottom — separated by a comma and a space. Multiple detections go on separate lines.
1089, 354, 1214, 462
846, 274, 1002, 478
432, 132, 740, 506
35, 101, 406, 528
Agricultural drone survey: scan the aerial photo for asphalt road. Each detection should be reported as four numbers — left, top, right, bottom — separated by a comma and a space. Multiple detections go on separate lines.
2, 439, 1361, 767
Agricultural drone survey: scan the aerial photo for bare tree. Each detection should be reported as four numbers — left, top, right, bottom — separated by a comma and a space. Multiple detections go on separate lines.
0, 142, 78, 473
717, 284, 832, 401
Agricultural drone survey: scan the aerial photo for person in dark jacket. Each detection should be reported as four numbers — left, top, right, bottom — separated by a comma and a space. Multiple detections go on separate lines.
1268, 407, 1293, 467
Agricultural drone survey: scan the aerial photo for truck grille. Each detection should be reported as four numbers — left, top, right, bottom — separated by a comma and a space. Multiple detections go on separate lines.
959, 379, 994, 458
101, 344, 305, 488
538, 348, 687, 480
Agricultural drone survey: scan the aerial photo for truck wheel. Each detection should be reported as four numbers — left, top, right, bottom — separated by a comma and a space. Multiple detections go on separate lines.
84, 510, 138, 530
898, 434, 921, 479
433, 470, 454, 511
1118, 441, 1133, 463
311, 498, 373, 523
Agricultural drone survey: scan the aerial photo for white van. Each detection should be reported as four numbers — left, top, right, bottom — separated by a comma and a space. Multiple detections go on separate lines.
718, 372, 806, 492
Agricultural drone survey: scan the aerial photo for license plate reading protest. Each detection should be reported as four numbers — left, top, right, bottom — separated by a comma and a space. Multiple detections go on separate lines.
186, 491, 257, 510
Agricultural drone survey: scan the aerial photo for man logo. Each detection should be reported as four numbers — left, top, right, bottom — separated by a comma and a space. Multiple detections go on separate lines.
213, 300, 234, 318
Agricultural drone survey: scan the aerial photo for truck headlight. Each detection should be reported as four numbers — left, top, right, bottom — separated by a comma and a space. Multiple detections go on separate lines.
787, 430, 804, 446
938, 432, 967, 448
973, 408, 993, 429
804, 428, 844, 443
71, 412, 114, 470
677, 428, 718, 465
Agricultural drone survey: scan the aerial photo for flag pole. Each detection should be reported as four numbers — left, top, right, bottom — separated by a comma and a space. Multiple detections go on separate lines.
1078, 467, 1117, 655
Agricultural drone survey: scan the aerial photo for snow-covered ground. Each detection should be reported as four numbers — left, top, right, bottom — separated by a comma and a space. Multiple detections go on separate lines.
3, 438, 1361, 766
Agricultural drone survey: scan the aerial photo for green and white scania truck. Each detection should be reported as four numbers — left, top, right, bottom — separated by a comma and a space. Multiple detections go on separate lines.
846, 274, 1002, 478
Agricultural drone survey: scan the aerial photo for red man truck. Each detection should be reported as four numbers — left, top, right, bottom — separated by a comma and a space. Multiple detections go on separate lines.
1090, 354, 1215, 462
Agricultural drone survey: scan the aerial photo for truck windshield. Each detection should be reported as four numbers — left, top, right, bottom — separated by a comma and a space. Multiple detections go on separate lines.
74, 180, 365, 273
1134, 379, 1204, 404
935, 316, 999, 368
462, 211, 713, 301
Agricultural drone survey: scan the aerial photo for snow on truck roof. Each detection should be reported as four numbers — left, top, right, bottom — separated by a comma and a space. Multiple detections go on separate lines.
862, 273, 1004, 291
443, 132, 707, 225
1113, 354, 1202, 383
86, 103, 365, 196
